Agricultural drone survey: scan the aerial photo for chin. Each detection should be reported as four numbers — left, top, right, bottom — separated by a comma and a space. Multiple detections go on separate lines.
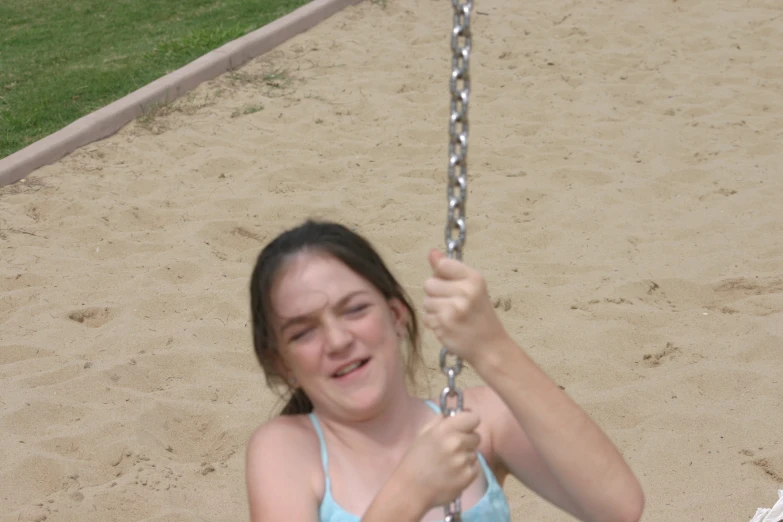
335, 387, 389, 421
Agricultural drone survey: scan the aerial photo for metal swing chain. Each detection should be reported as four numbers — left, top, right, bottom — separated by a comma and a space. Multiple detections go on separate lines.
440, 0, 473, 520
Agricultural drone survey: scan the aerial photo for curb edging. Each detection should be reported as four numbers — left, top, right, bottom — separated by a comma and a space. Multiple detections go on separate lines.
0, 0, 364, 187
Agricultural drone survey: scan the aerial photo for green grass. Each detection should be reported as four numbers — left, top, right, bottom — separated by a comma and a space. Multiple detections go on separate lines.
0, 0, 311, 159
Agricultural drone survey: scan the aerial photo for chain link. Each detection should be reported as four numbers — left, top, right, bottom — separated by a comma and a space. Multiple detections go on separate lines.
441, 0, 473, 520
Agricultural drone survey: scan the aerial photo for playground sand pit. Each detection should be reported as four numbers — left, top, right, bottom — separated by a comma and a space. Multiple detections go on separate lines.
1, 0, 782, 520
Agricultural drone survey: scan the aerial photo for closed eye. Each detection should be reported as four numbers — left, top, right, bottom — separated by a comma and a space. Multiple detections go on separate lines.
346, 303, 370, 315
289, 327, 314, 342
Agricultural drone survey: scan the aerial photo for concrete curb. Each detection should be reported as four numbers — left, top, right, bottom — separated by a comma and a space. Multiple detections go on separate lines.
0, 0, 364, 188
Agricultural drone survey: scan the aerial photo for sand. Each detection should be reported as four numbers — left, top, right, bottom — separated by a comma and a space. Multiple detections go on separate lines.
1, 0, 782, 520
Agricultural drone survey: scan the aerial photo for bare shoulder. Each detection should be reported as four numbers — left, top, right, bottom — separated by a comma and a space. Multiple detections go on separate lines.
462, 384, 530, 437
245, 415, 322, 521
461, 384, 507, 421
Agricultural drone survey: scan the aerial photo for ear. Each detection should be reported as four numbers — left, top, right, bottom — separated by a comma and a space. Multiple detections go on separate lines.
387, 297, 409, 338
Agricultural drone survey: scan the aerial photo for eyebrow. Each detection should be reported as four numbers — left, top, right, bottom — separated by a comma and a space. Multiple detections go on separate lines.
279, 290, 370, 334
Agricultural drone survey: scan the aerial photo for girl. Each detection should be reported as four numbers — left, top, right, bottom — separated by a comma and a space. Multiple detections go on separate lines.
245, 220, 644, 522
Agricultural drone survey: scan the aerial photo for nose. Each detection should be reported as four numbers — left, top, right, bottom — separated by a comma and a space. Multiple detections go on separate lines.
323, 317, 353, 355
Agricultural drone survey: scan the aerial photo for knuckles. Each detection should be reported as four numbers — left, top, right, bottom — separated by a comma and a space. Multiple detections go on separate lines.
452, 298, 470, 318
443, 436, 462, 454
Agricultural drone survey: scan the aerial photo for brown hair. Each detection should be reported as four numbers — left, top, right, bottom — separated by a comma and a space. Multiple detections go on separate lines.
249, 220, 423, 415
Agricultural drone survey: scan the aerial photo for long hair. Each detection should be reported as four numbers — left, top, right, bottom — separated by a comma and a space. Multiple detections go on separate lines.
249, 220, 422, 415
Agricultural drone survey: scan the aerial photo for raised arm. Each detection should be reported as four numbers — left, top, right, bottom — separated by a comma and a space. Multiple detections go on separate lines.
421, 249, 645, 522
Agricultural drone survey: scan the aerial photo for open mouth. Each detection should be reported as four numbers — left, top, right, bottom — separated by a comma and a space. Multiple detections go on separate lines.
332, 358, 370, 379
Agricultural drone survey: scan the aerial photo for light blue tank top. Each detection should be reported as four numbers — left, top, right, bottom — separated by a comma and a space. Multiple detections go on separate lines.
307, 400, 512, 522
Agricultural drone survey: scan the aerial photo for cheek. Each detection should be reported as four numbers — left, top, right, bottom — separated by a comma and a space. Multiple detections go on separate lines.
359, 310, 397, 349
285, 342, 323, 375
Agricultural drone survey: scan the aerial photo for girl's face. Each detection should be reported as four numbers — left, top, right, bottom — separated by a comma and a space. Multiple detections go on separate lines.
270, 251, 408, 419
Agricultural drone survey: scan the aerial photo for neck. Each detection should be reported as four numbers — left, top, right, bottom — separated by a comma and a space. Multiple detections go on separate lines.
315, 389, 432, 457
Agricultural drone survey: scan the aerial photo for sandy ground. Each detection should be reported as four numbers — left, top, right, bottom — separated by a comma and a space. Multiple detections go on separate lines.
1, 0, 782, 520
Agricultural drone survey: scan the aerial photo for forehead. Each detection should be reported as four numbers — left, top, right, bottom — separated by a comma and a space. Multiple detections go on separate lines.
271, 251, 374, 317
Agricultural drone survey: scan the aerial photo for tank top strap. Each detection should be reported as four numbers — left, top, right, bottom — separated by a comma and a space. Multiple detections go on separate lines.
424, 399, 441, 414
307, 413, 330, 477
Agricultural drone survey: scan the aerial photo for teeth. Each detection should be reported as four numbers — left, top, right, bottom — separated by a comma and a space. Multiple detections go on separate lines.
335, 361, 362, 377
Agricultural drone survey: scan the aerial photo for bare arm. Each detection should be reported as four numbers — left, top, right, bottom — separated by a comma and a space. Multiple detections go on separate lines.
469, 385, 588, 520
361, 468, 430, 522
474, 337, 645, 522
420, 249, 644, 521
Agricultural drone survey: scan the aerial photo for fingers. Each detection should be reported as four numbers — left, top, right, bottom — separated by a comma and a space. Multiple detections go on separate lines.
457, 452, 481, 488
422, 312, 436, 331
445, 410, 481, 433
443, 428, 481, 455
428, 248, 446, 269
462, 431, 481, 452
424, 258, 483, 305
467, 455, 481, 482
422, 295, 450, 314
422, 297, 469, 322
419, 414, 442, 435
466, 452, 480, 474
465, 450, 479, 466
423, 276, 454, 298
423, 410, 479, 439
428, 248, 470, 281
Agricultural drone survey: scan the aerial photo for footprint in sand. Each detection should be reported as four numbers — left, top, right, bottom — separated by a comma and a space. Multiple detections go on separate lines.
492, 297, 513, 311
751, 457, 783, 483
198, 221, 267, 261
712, 276, 783, 300
573, 282, 663, 312
103, 358, 167, 394
137, 402, 245, 464
67, 307, 117, 328
740, 449, 783, 483
614, 279, 682, 311
131, 458, 183, 493
709, 276, 783, 316
641, 342, 681, 368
